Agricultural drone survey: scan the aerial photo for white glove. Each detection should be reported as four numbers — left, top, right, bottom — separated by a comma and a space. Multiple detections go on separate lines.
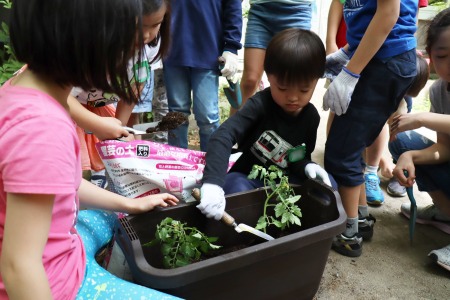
220, 51, 238, 80
323, 67, 360, 116
305, 163, 332, 187
196, 183, 226, 220
324, 48, 350, 81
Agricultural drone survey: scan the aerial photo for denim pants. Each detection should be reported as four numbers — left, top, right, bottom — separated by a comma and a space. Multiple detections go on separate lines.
389, 130, 450, 199
325, 49, 417, 186
164, 66, 220, 151
245, 2, 312, 49
76, 210, 180, 300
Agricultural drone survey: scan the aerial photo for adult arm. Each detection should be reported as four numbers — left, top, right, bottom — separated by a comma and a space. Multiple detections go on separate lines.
222, 0, 243, 54
346, 0, 400, 74
1, 193, 54, 299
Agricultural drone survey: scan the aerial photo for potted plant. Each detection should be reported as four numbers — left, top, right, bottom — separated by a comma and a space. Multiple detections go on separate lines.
114, 179, 346, 300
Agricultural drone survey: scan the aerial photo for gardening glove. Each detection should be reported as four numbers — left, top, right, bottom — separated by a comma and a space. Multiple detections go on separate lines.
220, 51, 239, 81
197, 183, 226, 221
305, 163, 332, 187
323, 67, 360, 116
324, 48, 350, 81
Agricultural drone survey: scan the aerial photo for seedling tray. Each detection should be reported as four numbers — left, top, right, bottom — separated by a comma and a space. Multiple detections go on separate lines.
115, 179, 346, 300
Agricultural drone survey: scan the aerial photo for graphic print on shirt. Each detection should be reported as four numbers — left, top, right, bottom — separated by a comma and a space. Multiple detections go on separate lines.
78, 89, 120, 107
344, 0, 363, 18
251, 130, 293, 169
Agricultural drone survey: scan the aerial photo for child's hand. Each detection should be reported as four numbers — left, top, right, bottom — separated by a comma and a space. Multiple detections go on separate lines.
324, 48, 350, 80
305, 163, 332, 187
197, 183, 226, 220
93, 117, 130, 141
389, 113, 423, 142
127, 193, 179, 214
323, 67, 360, 116
392, 154, 416, 187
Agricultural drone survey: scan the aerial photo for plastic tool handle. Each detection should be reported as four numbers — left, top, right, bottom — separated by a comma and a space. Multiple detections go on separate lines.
191, 188, 236, 227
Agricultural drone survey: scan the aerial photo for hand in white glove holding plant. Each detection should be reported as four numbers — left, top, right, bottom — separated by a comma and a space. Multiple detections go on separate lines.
305, 163, 332, 187
197, 183, 226, 220
323, 67, 360, 116
219, 51, 238, 81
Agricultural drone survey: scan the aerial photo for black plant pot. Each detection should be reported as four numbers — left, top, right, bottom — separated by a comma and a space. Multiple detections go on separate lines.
115, 179, 346, 300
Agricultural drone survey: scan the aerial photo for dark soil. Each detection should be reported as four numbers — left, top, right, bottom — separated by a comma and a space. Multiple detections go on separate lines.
146, 111, 188, 133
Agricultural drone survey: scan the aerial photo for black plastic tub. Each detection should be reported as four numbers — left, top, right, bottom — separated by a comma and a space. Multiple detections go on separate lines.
115, 179, 346, 300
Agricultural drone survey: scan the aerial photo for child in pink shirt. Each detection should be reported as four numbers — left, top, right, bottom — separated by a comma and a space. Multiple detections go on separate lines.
0, 1, 178, 299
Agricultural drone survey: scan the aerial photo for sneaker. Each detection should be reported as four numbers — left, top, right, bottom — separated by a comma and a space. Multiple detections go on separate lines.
400, 203, 450, 234
91, 175, 108, 189
428, 244, 450, 272
358, 214, 376, 241
332, 233, 363, 257
386, 177, 407, 197
365, 173, 385, 206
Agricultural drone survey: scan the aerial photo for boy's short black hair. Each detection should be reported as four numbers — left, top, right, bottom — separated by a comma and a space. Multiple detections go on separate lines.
407, 54, 429, 97
264, 28, 325, 86
10, 0, 143, 103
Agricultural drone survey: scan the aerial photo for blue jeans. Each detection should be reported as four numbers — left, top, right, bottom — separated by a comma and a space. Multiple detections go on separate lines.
164, 66, 220, 151
245, 2, 312, 49
76, 210, 180, 300
389, 130, 450, 199
325, 49, 417, 186
223, 171, 338, 195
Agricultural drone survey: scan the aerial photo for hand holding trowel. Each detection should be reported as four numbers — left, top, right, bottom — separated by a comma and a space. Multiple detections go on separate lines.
218, 52, 242, 109
192, 187, 274, 241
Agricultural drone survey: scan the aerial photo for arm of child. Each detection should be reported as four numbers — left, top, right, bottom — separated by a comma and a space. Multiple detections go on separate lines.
115, 99, 136, 126
77, 179, 179, 214
68, 95, 129, 140
1, 193, 54, 299
326, 0, 344, 55
391, 112, 450, 137
346, 0, 400, 74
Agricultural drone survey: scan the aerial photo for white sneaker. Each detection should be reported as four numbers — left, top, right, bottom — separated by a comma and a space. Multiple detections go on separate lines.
401, 203, 450, 234
428, 244, 450, 272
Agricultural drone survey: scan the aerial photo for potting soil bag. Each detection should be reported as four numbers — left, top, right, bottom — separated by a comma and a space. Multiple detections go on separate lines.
95, 139, 241, 203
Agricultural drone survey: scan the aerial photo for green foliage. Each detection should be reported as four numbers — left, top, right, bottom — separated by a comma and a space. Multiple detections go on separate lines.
0, 0, 21, 85
248, 165, 302, 232
143, 217, 222, 269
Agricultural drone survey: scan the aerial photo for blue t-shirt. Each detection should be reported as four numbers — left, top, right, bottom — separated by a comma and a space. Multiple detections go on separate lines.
344, 0, 418, 58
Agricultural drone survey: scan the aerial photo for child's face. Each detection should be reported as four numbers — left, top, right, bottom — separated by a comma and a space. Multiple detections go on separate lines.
430, 26, 450, 83
267, 74, 318, 116
140, 4, 166, 46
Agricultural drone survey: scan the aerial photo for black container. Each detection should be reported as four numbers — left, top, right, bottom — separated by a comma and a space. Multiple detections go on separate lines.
115, 179, 346, 300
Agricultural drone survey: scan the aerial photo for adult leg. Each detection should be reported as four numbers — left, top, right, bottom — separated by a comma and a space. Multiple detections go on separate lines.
223, 172, 264, 195
164, 66, 192, 149
191, 68, 220, 152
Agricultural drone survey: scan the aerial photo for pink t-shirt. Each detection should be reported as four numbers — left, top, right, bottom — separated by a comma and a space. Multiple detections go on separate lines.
0, 79, 85, 299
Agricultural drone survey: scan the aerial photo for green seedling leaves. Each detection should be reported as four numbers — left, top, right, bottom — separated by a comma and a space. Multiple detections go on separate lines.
249, 164, 302, 233
144, 217, 222, 269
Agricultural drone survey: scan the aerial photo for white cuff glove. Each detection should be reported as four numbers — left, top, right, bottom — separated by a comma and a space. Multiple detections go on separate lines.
324, 48, 350, 81
196, 183, 226, 220
323, 67, 360, 116
305, 163, 332, 187
220, 51, 238, 80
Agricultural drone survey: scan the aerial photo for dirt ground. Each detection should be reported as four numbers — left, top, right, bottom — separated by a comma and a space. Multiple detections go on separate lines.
188, 78, 449, 299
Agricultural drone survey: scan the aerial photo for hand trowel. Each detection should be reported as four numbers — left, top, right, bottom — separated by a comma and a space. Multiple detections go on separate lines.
191, 188, 274, 241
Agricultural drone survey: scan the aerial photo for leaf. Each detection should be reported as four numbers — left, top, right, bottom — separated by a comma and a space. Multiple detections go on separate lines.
272, 219, 283, 228
161, 243, 172, 255
175, 257, 190, 267
287, 195, 301, 204
191, 232, 202, 239
292, 206, 302, 217
207, 236, 219, 243
281, 212, 290, 224
274, 203, 284, 218
248, 167, 259, 180
292, 215, 301, 226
